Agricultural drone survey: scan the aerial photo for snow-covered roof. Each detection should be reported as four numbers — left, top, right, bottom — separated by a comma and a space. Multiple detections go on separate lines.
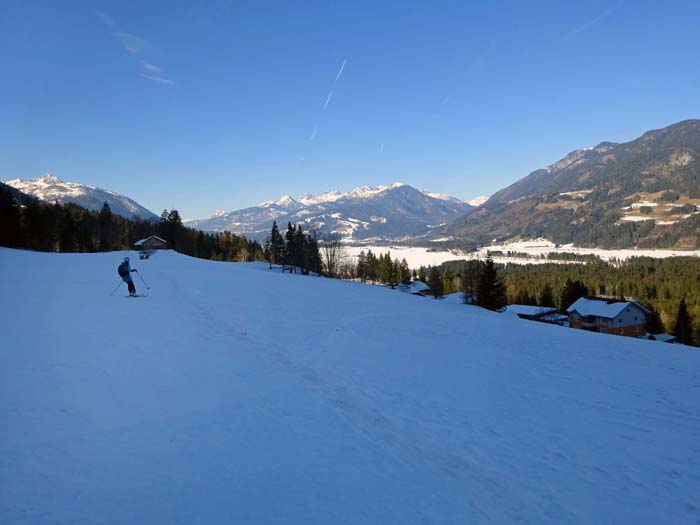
397, 281, 430, 294
134, 235, 167, 246
408, 281, 430, 293
566, 298, 649, 319
504, 304, 557, 317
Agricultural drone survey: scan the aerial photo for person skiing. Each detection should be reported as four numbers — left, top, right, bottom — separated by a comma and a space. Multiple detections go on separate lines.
117, 257, 138, 296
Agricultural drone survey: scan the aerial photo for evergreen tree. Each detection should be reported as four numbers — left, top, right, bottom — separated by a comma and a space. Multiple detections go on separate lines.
461, 260, 481, 304
304, 233, 323, 275
0, 187, 21, 247
98, 201, 113, 251
269, 220, 285, 267
559, 279, 588, 310
59, 208, 75, 252
284, 222, 297, 272
365, 250, 378, 282
418, 266, 427, 283
516, 288, 537, 305
428, 266, 443, 299
356, 251, 367, 282
477, 257, 507, 311
644, 306, 665, 335
398, 259, 411, 284
672, 299, 694, 345
166, 209, 184, 248
539, 284, 555, 307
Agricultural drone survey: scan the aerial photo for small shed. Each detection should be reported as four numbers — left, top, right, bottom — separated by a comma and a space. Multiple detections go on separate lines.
396, 281, 431, 296
134, 235, 168, 250
134, 235, 168, 259
505, 304, 567, 326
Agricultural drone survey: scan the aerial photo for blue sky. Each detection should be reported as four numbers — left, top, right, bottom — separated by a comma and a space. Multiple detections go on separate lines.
3, 1, 700, 218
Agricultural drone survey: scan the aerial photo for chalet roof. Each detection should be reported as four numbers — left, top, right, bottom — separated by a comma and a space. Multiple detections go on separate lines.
397, 281, 430, 294
566, 297, 650, 319
408, 281, 430, 293
134, 235, 167, 246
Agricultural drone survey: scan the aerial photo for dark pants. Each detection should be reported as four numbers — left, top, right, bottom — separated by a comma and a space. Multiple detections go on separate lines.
126, 279, 136, 295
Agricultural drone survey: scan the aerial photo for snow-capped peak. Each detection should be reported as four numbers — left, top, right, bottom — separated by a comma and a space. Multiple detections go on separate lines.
468, 195, 489, 207
258, 195, 299, 208
5, 173, 157, 220
418, 188, 465, 204
276, 195, 296, 206
38, 173, 62, 184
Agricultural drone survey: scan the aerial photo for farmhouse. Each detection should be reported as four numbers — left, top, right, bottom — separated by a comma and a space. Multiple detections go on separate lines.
567, 297, 649, 337
133, 235, 168, 251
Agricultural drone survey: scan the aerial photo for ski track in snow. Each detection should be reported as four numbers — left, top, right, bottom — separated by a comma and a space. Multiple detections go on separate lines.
1, 248, 700, 524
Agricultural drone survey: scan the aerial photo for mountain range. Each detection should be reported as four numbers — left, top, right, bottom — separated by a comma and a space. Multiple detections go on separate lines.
449, 119, 700, 249
6, 119, 700, 249
5, 174, 158, 220
186, 183, 473, 241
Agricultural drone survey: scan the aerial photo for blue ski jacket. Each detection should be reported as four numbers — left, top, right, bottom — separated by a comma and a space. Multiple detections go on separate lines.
121, 261, 133, 282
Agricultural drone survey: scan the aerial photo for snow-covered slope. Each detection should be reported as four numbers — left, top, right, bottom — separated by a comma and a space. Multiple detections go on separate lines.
5, 174, 158, 220
2, 247, 699, 524
186, 183, 473, 241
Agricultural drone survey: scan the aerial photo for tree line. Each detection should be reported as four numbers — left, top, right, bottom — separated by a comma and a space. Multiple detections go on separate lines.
439, 257, 700, 346
263, 221, 322, 275
0, 185, 263, 263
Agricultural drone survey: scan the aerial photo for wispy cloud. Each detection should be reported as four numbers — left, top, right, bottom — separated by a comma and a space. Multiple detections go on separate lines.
379, 143, 384, 153
96, 11, 175, 86
140, 60, 162, 74
562, 1, 624, 40
322, 57, 348, 112
113, 31, 149, 54
141, 73, 176, 85
309, 125, 318, 141
95, 10, 116, 28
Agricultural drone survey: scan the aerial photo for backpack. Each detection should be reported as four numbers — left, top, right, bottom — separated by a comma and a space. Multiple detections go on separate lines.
118, 262, 128, 277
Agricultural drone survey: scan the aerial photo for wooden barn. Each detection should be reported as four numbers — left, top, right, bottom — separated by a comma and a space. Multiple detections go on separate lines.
133, 235, 168, 258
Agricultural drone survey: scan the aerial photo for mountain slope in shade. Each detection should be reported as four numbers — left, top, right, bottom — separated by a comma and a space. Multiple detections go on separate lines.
188, 183, 473, 241
450, 119, 700, 249
5, 174, 158, 220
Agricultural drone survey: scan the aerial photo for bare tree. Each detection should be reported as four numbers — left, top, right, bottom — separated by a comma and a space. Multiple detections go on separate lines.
320, 233, 345, 278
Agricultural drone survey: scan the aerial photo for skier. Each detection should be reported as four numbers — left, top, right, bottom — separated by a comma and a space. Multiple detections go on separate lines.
117, 257, 138, 296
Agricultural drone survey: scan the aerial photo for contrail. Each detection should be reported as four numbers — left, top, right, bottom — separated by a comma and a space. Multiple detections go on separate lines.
323, 90, 334, 111
335, 57, 347, 82
562, 1, 624, 40
323, 57, 348, 111
309, 126, 318, 141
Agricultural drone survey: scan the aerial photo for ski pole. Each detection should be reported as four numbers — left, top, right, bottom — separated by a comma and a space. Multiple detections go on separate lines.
110, 280, 124, 296
134, 270, 150, 290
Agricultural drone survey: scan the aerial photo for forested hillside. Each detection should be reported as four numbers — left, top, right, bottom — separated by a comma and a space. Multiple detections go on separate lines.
449, 120, 700, 249
0, 184, 263, 263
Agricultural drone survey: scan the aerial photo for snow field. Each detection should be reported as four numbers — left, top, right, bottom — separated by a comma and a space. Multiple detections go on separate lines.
1, 248, 700, 524
344, 238, 700, 269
